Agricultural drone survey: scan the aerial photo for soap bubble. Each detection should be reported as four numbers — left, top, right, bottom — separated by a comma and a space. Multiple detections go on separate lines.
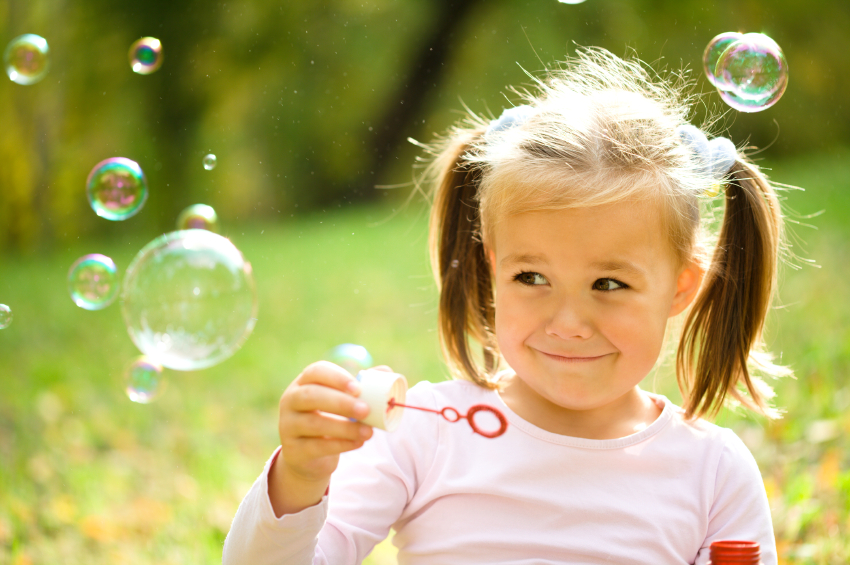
716, 33, 788, 112
68, 254, 119, 310
0, 304, 11, 329
203, 154, 217, 170
86, 157, 148, 221
557, 0, 586, 3
129, 37, 163, 75
4, 34, 49, 85
125, 356, 165, 403
703, 32, 742, 89
325, 343, 374, 376
177, 204, 219, 233
121, 230, 258, 371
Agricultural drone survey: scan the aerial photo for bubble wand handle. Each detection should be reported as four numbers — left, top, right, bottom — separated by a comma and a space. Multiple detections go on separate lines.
387, 399, 508, 438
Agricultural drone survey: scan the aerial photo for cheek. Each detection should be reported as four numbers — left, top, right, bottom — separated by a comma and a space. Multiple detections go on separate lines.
603, 300, 668, 357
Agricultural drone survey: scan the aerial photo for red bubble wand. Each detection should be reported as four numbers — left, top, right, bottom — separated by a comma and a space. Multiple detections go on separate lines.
387, 398, 508, 439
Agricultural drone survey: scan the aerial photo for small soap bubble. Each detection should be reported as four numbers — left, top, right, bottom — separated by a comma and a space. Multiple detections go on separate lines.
177, 204, 219, 233
86, 157, 148, 221
203, 154, 217, 170
121, 230, 258, 371
703, 32, 742, 89
716, 33, 788, 112
129, 37, 163, 75
450, 259, 459, 268
68, 254, 119, 310
325, 344, 373, 376
0, 304, 12, 329
125, 356, 165, 403
4, 34, 49, 85
557, 0, 586, 3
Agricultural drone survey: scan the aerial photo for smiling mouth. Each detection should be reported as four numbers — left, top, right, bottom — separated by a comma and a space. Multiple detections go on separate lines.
539, 351, 611, 363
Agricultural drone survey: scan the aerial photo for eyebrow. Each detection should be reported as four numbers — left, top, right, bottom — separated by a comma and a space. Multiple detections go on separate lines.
500, 253, 548, 267
500, 254, 647, 278
590, 260, 647, 278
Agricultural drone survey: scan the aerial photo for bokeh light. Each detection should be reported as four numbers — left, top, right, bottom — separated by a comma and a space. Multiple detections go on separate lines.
125, 356, 165, 403
67, 254, 119, 311
129, 37, 163, 75
3, 34, 49, 85
0, 304, 11, 329
86, 157, 149, 221
177, 204, 219, 232
325, 343, 374, 376
203, 154, 217, 170
716, 33, 788, 112
703, 32, 742, 89
121, 230, 258, 371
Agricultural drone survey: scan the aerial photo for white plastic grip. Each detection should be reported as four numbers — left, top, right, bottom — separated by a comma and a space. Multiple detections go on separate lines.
355, 369, 408, 432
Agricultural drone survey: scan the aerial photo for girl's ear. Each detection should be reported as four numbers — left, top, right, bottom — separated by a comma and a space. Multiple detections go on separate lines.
669, 261, 704, 318
486, 246, 497, 275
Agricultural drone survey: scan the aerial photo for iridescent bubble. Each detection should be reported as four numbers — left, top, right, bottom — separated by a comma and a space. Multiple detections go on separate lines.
203, 154, 217, 171
703, 32, 742, 90
325, 344, 374, 376
68, 254, 119, 310
125, 356, 165, 404
129, 37, 163, 75
177, 204, 219, 233
4, 34, 49, 85
86, 157, 148, 221
0, 304, 12, 329
716, 33, 788, 113
121, 230, 258, 371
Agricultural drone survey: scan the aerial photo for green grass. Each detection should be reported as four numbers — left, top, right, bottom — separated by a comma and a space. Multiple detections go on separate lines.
1, 150, 849, 564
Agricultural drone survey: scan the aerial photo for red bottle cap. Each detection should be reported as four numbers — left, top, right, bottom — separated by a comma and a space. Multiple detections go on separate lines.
709, 540, 760, 564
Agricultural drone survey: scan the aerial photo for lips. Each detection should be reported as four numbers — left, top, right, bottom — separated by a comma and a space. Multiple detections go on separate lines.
538, 350, 611, 362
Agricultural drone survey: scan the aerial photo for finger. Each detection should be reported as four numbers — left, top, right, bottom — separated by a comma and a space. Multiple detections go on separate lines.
287, 383, 370, 420
287, 436, 370, 460
295, 361, 362, 395
289, 411, 373, 442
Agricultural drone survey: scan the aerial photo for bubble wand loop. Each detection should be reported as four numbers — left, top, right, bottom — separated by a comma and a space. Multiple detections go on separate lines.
387, 398, 508, 439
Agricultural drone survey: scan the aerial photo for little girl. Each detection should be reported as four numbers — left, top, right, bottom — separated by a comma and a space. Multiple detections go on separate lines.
223, 49, 787, 564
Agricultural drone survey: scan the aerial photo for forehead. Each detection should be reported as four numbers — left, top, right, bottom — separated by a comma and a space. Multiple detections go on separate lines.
491, 201, 678, 271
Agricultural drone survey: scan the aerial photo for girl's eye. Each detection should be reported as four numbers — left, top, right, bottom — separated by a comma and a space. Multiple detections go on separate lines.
515, 271, 548, 286
593, 278, 627, 291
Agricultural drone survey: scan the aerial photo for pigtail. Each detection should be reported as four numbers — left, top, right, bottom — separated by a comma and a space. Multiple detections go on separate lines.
428, 130, 501, 389
677, 159, 789, 420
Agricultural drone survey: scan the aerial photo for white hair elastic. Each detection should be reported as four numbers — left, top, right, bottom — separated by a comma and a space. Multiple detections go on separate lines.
484, 105, 535, 139
676, 124, 738, 196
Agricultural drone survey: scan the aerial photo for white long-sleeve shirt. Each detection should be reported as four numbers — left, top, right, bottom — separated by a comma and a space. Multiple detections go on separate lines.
223, 379, 776, 565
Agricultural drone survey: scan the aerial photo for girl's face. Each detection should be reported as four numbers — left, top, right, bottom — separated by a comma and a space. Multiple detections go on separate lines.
488, 201, 701, 427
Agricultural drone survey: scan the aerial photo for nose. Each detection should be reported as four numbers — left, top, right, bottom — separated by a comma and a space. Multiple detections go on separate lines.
544, 293, 594, 340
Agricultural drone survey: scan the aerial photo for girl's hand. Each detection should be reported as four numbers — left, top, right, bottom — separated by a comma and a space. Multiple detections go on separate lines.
276, 361, 392, 483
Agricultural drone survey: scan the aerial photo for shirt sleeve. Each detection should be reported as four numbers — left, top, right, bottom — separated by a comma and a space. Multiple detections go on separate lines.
693, 429, 777, 565
222, 381, 440, 565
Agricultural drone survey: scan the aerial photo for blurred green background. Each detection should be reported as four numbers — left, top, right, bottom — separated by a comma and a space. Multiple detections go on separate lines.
1, 0, 849, 563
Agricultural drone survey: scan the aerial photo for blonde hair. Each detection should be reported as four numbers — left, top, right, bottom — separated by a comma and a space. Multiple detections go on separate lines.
419, 48, 790, 420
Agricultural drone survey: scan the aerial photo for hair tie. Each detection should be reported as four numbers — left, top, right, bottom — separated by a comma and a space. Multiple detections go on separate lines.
676, 124, 738, 197
485, 105, 535, 139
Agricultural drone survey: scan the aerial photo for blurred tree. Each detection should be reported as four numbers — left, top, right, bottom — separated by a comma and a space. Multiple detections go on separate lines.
0, 0, 848, 252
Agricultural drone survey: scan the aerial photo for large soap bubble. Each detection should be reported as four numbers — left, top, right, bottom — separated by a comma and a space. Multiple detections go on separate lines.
0, 304, 11, 329
4, 34, 49, 85
121, 230, 257, 371
129, 37, 163, 75
68, 254, 119, 310
703, 32, 742, 89
325, 343, 374, 376
715, 33, 788, 112
86, 157, 148, 221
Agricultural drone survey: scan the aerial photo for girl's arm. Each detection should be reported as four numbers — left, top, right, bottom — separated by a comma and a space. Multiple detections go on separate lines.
695, 429, 777, 565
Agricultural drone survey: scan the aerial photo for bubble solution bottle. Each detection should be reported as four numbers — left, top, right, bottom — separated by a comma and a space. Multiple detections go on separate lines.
708, 540, 761, 564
